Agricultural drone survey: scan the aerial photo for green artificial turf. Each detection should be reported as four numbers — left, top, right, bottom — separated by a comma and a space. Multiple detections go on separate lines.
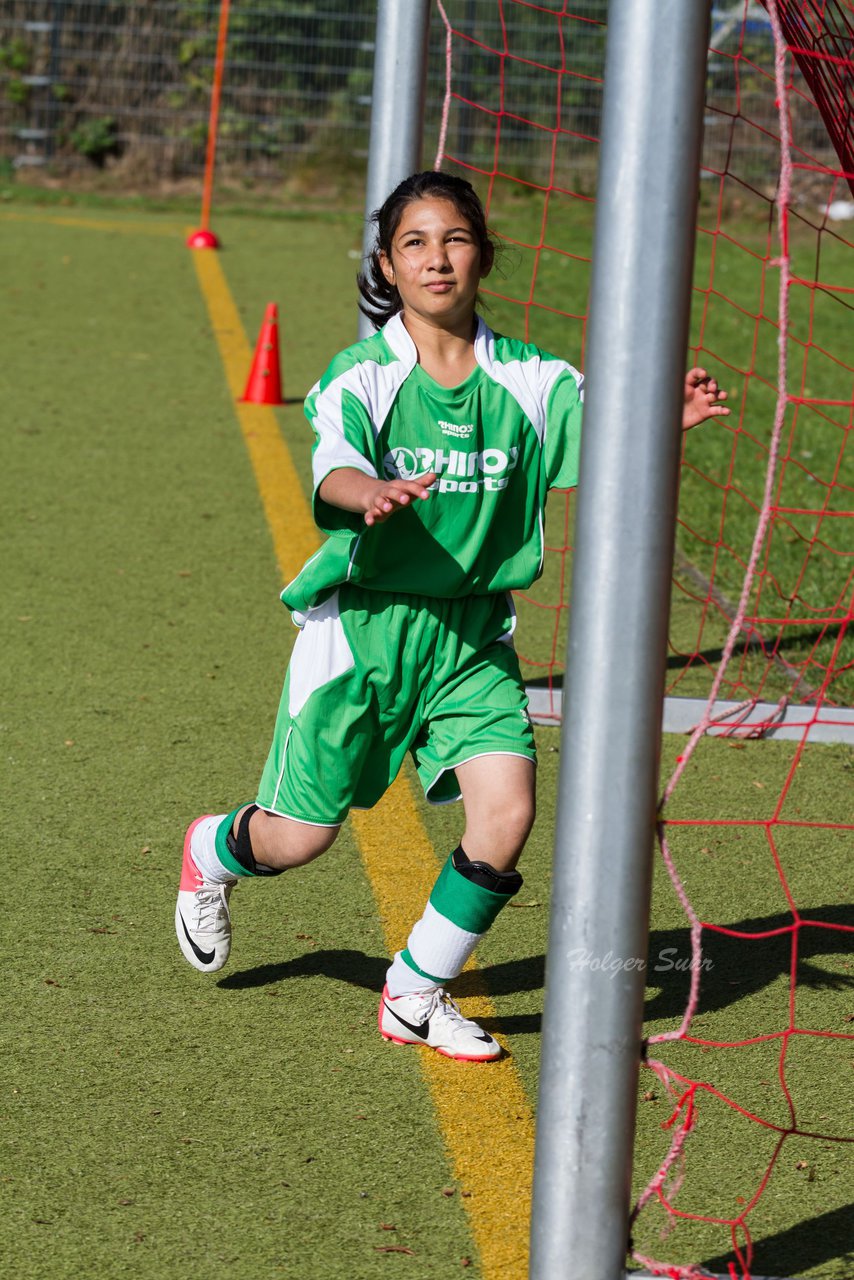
1, 198, 851, 1279
0, 208, 476, 1278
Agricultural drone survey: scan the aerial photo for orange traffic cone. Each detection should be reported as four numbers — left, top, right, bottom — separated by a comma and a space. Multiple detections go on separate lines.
240, 303, 284, 404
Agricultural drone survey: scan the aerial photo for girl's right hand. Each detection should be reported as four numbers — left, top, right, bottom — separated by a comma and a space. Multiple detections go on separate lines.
364, 472, 438, 526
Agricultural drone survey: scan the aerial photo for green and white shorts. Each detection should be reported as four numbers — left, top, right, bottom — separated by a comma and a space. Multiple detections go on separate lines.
256, 584, 536, 826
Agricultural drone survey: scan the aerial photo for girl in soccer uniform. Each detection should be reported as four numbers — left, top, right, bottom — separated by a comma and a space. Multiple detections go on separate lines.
176, 170, 729, 1061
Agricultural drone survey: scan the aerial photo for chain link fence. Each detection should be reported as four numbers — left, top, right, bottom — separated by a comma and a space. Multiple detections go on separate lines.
0, 1, 613, 189
0, 1, 379, 182
0, 3, 828, 196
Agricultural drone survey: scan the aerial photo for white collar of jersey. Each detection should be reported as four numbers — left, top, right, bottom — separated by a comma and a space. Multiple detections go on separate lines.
382, 312, 493, 373
472, 315, 493, 369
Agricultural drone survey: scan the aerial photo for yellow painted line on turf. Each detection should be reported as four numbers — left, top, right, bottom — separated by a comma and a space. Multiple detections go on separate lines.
0, 209, 184, 236
192, 247, 536, 1279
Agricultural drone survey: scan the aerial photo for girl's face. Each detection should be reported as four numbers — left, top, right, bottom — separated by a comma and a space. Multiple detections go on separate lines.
379, 196, 492, 329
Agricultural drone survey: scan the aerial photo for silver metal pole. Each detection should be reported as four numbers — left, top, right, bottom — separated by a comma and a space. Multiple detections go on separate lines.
529, 4, 712, 1279
358, 0, 431, 339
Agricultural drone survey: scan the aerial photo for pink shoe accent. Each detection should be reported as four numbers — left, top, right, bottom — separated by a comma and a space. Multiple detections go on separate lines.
179, 815, 213, 891
436, 1046, 500, 1063
378, 983, 394, 1040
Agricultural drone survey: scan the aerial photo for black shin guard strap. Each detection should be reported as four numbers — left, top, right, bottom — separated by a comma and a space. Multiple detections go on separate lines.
226, 805, 283, 877
452, 844, 523, 895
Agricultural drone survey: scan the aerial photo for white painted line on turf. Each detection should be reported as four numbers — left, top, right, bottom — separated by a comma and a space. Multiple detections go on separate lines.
527, 686, 854, 745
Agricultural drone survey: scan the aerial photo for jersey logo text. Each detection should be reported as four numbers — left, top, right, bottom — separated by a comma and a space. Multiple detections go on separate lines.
437, 420, 475, 439
384, 445, 519, 493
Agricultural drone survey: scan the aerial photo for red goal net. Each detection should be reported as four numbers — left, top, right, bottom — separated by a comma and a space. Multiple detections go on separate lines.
433, 2, 853, 1276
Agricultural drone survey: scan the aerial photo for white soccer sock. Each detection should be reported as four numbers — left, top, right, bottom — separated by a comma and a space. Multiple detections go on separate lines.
385, 950, 441, 999
385, 848, 520, 997
188, 814, 237, 884
407, 901, 482, 979
385, 901, 483, 997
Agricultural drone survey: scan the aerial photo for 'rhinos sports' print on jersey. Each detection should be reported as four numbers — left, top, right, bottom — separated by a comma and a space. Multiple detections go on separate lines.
384, 444, 520, 492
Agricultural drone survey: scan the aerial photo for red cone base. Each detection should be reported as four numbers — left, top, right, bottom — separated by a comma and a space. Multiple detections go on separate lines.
186, 228, 220, 249
240, 303, 284, 405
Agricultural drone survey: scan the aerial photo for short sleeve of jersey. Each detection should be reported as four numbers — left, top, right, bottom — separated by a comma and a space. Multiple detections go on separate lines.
303, 328, 414, 537
304, 359, 380, 537
544, 368, 584, 490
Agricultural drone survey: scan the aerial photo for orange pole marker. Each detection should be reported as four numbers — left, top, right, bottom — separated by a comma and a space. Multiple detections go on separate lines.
187, 0, 231, 249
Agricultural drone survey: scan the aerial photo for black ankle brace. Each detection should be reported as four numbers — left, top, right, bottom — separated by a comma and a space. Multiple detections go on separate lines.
452, 844, 523, 895
226, 805, 283, 877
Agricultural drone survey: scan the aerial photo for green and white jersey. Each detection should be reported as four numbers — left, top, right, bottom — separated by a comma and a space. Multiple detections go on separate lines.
282, 313, 583, 616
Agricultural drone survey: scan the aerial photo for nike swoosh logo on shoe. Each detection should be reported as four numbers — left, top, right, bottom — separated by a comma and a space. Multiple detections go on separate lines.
179, 912, 216, 966
383, 1001, 430, 1040
475, 1033, 494, 1044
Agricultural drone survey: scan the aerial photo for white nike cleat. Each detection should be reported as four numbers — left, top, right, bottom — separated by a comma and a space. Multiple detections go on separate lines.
378, 984, 501, 1062
175, 815, 237, 973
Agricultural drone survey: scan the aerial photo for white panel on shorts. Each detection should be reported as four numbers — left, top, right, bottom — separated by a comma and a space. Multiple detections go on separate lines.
287, 590, 355, 718
499, 592, 518, 645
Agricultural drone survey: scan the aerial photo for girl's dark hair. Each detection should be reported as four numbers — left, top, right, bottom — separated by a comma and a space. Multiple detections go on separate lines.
357, 170, 496, 328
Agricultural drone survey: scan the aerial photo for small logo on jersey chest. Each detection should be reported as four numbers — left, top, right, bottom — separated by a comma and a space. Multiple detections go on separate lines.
437, 419, 475, 439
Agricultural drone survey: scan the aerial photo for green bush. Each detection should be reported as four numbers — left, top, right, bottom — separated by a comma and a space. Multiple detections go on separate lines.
69, 116, 120, 167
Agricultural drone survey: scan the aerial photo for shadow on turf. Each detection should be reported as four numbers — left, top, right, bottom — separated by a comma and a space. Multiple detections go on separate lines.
217, 903, 852, 1031
699, 1202, 854, 1280
459, 902, 853, 1020
644, 902, 854, 1024
218, 948, 387, 991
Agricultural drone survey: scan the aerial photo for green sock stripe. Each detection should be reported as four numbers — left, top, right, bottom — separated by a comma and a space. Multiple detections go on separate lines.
215, 807, 254, 878
429, 854, 519, 935
400, 948, 447, 985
